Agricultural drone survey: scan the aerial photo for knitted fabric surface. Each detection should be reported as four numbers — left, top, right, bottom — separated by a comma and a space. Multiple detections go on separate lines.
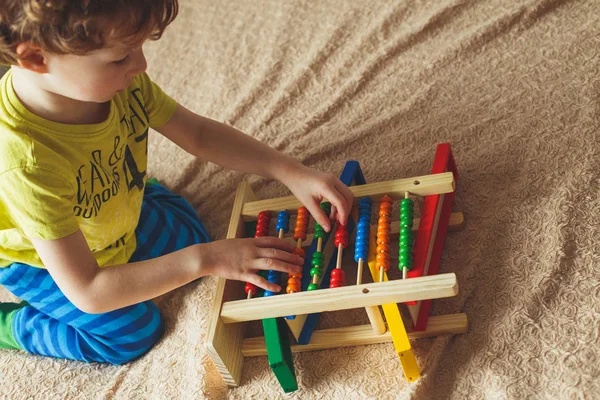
0, 0, 598, 398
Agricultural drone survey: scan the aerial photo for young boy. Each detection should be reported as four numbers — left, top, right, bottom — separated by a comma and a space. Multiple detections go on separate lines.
0, 0, 353, 364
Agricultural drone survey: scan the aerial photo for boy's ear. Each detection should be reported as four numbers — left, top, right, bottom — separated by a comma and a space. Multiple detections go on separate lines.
15, 43, 49, 73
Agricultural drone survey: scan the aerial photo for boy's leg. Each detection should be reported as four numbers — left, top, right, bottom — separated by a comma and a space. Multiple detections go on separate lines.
131, 180, 211, 261
0, 262, 163, 364
0, 181, 210, 363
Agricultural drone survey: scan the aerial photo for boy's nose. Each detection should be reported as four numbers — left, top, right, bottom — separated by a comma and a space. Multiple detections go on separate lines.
128, 49, 147, 77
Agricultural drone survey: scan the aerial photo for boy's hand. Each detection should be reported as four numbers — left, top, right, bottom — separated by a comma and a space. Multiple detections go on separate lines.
198, 237, 304, 293
278, 163, 354, 232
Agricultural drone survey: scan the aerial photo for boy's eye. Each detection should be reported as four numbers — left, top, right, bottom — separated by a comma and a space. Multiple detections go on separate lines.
114, 55, 131, 65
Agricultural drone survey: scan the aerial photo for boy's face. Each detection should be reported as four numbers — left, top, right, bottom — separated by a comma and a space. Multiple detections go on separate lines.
41, 36, 148, 103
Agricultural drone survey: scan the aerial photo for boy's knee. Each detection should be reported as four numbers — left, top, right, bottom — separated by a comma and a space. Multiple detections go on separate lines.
103, 302, 164, 365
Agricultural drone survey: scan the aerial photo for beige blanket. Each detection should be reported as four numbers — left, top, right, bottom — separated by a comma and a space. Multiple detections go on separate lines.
1, 0, 599, 398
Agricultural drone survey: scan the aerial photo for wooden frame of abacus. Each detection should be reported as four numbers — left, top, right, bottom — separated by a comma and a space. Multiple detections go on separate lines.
206, 143, 468, 390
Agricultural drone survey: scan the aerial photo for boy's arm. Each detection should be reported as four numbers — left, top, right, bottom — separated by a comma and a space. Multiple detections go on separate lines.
155, 104, 354, 230
31, 229, 301, 314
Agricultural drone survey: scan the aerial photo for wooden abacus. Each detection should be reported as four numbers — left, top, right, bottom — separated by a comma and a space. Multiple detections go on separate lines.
206, 143, 467, 392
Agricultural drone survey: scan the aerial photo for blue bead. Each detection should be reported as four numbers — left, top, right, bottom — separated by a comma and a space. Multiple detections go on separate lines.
267, 271, 280, 284
264, 290, 275, 297
354, 251, 368, 262
356, 228, 368, 237
276, 210, 290, 233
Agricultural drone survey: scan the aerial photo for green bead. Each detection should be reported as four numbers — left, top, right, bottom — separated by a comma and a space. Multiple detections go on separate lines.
307, 283, 319, 291
399, 227, 413, 241
314, 225, 326, 239
398, 261, 412, 270
399, 239, 413, 250
399, 244, 412, 256
400, 207, 413, 215
400, 217, 413, 228
320, 202, 331, 215
311, 252, 324, 267
311, 260, 323, 268
310, 267, 322, 277
398, 252, 412, 265
400, 198, 414, 208
400, 202, 414, 211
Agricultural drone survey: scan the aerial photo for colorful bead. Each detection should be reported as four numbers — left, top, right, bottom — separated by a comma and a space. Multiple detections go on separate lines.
276, 210, 290, 233
399, 227, 413, 245
286, 278, 301, 293
244, 282, 257, 295
314, 202, 332, 240
329, 268, 345, 288
334, 224, 349, 248
314, 223, 326, 240
255, 211, 271, 237
310, 266, 322, 278
293, 247, 306, 258
399, 197, 415, 271
263, 270, 281, 297
307, 283, 319, 291
311, 251, 324, 267
293, 207, 310, 241
376, 196, 392, 272
354, 198, 372, 262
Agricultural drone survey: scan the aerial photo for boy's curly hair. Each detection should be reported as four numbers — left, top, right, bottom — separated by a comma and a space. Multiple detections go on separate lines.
0, 0, 179, 65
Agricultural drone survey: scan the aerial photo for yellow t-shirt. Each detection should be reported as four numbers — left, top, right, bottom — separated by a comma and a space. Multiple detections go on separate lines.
0, 70, 177, 268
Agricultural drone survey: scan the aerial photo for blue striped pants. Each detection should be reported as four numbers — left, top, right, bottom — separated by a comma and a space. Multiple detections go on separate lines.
0, 182, 210, 364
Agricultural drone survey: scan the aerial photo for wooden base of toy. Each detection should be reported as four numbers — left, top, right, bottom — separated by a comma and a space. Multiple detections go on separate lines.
206, 147, 466, 388
242, 313, 468, 357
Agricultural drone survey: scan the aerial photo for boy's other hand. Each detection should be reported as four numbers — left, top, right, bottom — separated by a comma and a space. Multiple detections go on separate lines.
197, 237, 303, 293
278, 163, 354, 232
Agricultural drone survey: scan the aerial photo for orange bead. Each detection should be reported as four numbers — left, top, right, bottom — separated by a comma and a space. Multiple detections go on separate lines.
286, 277, 301, 293
376, 252, 389, 263
377, 216, 391, 225
293, 247, 306, 258
376, 258, 390, 271
376, 243, 390, 253
293, 207, 310, 241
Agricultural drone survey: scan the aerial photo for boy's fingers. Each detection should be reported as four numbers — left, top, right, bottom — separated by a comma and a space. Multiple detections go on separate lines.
323, 187, 349, 225
329, 204, 338, 221
256, 247, 303, 266
335, 181, 355, 220
245, 274, 281, 293
340, 181, 354, 210
255, 257, 303, 275
253, 236, 296, 253
307, 203, 331, 232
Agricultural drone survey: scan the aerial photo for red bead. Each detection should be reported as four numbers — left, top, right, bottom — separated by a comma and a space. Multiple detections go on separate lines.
330, 269, 345, 279
334, 225, 349, 248
255, 211, 271, 238
244, 282, 257, 294
330, 269, 346, 287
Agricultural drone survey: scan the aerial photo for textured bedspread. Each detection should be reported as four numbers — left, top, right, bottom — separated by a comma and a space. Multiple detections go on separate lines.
1, 0, 599, 398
